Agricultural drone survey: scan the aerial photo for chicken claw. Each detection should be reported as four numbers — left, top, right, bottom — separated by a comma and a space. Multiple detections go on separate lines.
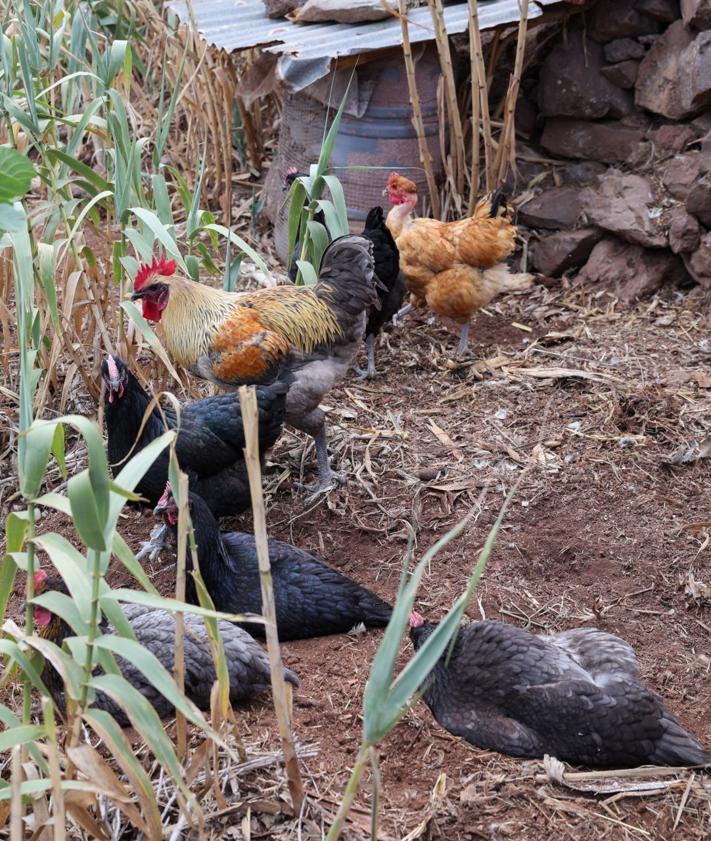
294, 427, 346, 494
352, 335, 378, 380
136, 523, 170, 563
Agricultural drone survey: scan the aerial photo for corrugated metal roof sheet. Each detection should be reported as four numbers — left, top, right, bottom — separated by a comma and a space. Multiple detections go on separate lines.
167, 0, 557, 58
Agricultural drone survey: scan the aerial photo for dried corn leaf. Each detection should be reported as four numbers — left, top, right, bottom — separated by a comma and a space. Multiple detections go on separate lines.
543, 756, 683, 797
512, 366, 622, 383
428, 420, 464, 461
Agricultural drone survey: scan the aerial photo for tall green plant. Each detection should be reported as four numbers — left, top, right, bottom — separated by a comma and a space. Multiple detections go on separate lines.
286, 81, 352, 285
326, 485, 520, 840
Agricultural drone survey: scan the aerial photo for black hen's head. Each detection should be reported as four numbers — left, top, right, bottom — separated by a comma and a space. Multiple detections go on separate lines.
284, 167, 302, 189
101, 354, 130, 404
364, 206, 385, 229
409, 610, 436, 649
154, 484, 218, 540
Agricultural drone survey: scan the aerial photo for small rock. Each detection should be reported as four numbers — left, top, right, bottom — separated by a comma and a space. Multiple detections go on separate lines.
636, 21, 711, 118
518, 186, 583, 229
590, 0, 661, 40
263, 0, 302, 16
601, 60, 640, 89
684, 231, 711, 286
661, 151, 711, 199
686, 171, 711, 225
604, 37, 646, 62
635, 0, 681, 21
541, 119, 645, 163
581, 172, 667, 247
559, 161, 608, 185
668, 208, 701, 253
538, 31, 633, 119
530, 228, 603, 276
580, 237, 684, 301
649, 123, 699, 156
681, 0, 711, 29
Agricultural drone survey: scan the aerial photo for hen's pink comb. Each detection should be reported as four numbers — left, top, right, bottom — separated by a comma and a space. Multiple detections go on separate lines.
33, 569, 47, 588
133, 256, 176, 292
157, 481, 173, 506
409, 610, 425, 628
106, 354, 119, 381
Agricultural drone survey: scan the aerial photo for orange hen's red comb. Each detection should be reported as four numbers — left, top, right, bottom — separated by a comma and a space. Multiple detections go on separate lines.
134, 256, 176, 292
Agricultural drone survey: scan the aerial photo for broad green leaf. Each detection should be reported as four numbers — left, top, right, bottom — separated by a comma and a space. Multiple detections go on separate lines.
0, 640, 50, 697
32, 532, 90, 604
306, 220, 329, 271
45, 148, 112, 193
129, 207, 187, 272
0, 704, 48, 772
89, 673, 197, 805
295, 260, 318, 286
0, 725, 45, 752
19, 419, 55, 499
0, 202, 27, 232
35, 491, 71, 516
0, 147, 35, 202
322, 176, 349, 236
30, 591, 89, 636
92, 635, 214, 733
68, 470, 107, 550
111, 533, 159, 595
120, 301, 183, 385
107, 588, 264, 625
82, 709, 163, 837
202, 223, 269, 276
37, 242, 61, 334
108, 430, 174, 526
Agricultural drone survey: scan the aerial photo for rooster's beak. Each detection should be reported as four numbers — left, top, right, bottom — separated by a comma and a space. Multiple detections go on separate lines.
153, 497, 169, 516
130, 290, 144, 301
381, 188, 389, 197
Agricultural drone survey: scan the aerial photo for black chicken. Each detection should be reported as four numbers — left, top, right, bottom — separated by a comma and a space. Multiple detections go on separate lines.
32, 570, 299, 726
156, 486, 393, 640
355, 206, 407, 379
409, 612, 711, 768
102, 354, 287, 516
284, 171, 404, 379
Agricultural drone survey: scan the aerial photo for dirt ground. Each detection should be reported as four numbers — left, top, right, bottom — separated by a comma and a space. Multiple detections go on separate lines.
5, 275, 711, 839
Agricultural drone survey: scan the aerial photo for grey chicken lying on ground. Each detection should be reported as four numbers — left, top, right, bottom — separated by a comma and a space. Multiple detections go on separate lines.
409, 611, 711, 768
32, 570, 298, 725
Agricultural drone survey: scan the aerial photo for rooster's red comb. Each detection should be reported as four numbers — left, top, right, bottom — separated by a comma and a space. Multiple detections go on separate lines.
133, 256, 177, 292
33, 569, 47, 588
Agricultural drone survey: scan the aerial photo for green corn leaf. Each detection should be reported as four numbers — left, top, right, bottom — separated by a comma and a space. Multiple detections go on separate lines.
0, 202, 28, 232
0, 725, 45, 752
105, 40, 128, 86
306, 220, 329, 270
0, 147, 35, 203
0, 640, 50, 697
295, 260, 318, 286
82, 709, 163, 837
129, 207, 187, 272
34, 491, 71, 516
32, 532, 90, 603
0, 704, 49, 773
67, 470, 107, 551
107, 588, 265, 625
31, 591, 89, 636
111, 533, 159, 595
315, 199, 346, 243
19, 419, 56, 499
321, 175, 349, 236
45, 149, 112, 194
120, 301, 183, 385
92, 635, 214, 733
89, 673, 199, 805
107, 430, 175, 524
123, 227, 155, 262
286, 179, 307, 276
151, 174, 173, 226
37, 242, 61, 335
202, 223, 269, 276
315, 74, 352, 180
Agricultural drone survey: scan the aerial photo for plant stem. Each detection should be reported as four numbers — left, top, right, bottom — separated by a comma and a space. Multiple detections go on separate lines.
326, 745, 370, 841
76, 548, 102, 723
22, 502, 36, 728
369, 746, 380, 841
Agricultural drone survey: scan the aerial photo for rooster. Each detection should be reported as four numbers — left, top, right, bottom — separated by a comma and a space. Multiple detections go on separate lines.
155, 485, 393, 640
384, 173, 533, 354
31, 569, 299, 725
130, 235, 378, 491
409, 611, 711, 768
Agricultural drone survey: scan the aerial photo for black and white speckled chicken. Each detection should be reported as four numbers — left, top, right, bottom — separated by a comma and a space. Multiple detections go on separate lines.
102, 354, 287, 515
32, 569, 298, 725
409, 612, 710, 768
156, 486, 393, 641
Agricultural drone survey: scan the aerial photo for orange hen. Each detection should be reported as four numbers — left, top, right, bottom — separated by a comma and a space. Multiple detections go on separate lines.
384, 173, 533, 352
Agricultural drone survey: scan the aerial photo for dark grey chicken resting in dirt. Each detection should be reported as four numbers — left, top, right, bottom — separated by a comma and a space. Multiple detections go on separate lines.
32, 570, 298, 726
409, 612, 711, 768
156, 486, 394, 641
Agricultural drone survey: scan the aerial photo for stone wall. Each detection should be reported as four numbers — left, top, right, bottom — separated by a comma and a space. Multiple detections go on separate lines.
515, 0, 711, 301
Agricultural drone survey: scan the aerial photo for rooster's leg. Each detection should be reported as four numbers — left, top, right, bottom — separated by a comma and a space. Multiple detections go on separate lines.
295, 426, 345, 493
353, 334, 378, 380
458, 322, 471, 355
392, 303, 414, 326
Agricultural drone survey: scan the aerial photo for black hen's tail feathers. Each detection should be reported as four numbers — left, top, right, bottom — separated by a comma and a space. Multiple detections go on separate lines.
314, 235, 380, 331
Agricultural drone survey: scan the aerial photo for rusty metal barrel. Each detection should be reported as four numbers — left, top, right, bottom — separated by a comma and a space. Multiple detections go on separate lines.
265, 46, 444, 264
